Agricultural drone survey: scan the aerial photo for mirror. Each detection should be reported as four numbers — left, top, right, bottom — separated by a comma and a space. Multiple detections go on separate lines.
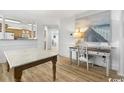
0, 17, 37, 40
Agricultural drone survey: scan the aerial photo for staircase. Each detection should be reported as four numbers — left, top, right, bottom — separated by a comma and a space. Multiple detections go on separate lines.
91, 24, 110, 42
85, 24, 110, 42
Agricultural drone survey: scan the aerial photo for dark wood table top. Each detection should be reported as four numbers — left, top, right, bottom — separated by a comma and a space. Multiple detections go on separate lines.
69, 46, 111, 53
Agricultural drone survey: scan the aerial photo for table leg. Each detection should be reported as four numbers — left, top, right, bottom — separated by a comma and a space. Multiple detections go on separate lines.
77, 51, 80, 66
106, 55, 110, 76
70, 49, 72, 64
10, 68, 22, 82
76, 51, 79, 65
7, 63, 9, 72
52, 58, 57, 81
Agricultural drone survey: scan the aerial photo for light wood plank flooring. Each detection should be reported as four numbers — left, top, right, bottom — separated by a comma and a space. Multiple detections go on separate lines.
0, 56, 122, 82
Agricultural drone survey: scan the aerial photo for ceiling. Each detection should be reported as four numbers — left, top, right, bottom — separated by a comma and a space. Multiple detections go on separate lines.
0, 10, 86, 25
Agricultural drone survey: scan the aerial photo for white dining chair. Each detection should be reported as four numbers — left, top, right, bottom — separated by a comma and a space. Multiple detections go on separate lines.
78, 43, 89, 70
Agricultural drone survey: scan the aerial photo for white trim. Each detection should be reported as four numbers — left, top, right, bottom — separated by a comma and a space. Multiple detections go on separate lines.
5, 19, 21, 24
118, 72, 124, 77
111, 63, 119, 71
76, 10, 109, 20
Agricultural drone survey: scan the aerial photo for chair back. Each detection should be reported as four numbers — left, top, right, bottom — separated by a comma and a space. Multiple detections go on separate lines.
78, 42, 88, 59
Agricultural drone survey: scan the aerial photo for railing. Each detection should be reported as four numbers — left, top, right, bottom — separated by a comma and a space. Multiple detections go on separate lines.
90, 24, 110, 42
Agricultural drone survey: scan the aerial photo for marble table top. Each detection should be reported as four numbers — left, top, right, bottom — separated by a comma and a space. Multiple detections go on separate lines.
4, 48, 58, 68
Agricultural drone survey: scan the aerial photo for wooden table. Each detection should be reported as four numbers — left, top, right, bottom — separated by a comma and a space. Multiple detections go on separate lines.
69, 46, 111, 76
4, 48, 57, 82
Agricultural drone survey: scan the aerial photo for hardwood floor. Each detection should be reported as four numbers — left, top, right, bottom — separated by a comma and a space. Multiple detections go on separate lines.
0, 56, 122, 82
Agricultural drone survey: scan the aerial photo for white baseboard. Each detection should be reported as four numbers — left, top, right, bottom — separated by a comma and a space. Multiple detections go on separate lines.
111, 63, 119, 71
117, 72, 124, 77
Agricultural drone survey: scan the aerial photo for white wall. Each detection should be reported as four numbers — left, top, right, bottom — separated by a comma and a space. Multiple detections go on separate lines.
110, 11, 121, 70
111, 10, 124, 75
120, 11, 124, 76
37, 25, 44, 49
59, 17, 75, 57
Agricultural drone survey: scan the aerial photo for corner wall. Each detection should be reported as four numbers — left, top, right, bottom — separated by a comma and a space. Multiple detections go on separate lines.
59, 17, 75, 58
111, 10, 124, 75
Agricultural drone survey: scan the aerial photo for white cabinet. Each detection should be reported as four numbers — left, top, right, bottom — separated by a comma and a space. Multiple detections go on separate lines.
5, 32, 14, 39
0, 32, 14, 39
0, 32, 4, 39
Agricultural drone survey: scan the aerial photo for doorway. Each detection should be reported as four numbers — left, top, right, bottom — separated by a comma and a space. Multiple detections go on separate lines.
43, 25, 59, 51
